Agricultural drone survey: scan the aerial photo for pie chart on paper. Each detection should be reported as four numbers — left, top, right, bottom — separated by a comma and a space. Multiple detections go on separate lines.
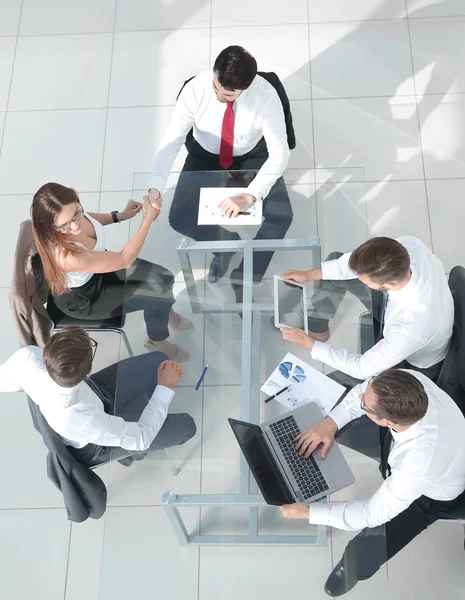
279, 361, 306, 383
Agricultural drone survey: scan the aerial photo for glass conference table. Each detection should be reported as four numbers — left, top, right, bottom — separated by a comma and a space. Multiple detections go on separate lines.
97, 167, 389, 600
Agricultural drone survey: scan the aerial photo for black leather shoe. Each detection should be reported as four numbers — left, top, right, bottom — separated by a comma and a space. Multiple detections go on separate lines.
208, 253, 235, 283
324, 560, 358, 597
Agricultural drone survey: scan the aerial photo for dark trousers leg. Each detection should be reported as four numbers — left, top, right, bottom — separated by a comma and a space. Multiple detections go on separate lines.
339, 495, 463, 581
169, 170, 239, 245
306, 252, 378, 334
71, 353, 196, 467
169, 144, 293, 282
53, 260, 175, 342
232, 176, 293, 282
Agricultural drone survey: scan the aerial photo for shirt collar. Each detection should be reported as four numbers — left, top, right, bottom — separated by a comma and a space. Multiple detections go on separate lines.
391, 417, 422, 442
388, 267, 417, 300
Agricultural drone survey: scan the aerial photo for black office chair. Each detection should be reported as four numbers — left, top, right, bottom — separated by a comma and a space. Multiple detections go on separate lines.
176, 71, 296, 150
27, 393, 179, 522
25, 223, 134, 358
436, 266, 465, 414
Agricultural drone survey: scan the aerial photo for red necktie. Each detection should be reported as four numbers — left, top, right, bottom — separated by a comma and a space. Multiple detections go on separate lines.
219, 101, 235, 169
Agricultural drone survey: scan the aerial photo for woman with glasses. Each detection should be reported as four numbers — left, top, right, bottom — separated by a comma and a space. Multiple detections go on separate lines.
31, 182, 191, 361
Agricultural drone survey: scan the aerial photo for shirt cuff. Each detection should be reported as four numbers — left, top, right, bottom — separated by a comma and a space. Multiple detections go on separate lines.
309, 503, 332, 526
311, 340, 331, 362
320, 259, 340, 280
149, 176, 166, 194
151, 384, 175, 407
245, 182, 264, 203
328, 405, 352, 430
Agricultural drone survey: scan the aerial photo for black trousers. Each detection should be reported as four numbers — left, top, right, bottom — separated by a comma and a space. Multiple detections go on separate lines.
68, 352, 196, 468
339, 456, 465, 581
168, 136, 293, 282
53, 259, 175, 341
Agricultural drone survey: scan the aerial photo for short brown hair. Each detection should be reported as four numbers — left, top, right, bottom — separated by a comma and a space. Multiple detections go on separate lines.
348, 237, 410, 285
43, 326, 92, 387
370, 369, 428, 426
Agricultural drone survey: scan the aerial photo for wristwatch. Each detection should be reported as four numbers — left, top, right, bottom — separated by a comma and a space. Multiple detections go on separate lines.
111, 210, 120, 224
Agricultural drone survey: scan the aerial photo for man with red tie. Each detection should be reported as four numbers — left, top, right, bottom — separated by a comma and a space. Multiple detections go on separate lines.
149, 46, 293, 295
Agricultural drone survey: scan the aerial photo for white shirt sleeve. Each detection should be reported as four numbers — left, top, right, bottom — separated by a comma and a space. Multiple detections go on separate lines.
80, 385, 175, 451
0, 348, 27, 392
311, 331, 422, 381
309, 471, 427, 531
246, 93, 290, 202
328, 380, 367, 430
321, 253, 357, 280
149, 82, 196, 193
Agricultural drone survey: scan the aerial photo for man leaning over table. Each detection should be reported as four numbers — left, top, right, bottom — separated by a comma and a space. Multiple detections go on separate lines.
281, 369, 465, 596
279, 236, 453, 387
149, 45, 293, 300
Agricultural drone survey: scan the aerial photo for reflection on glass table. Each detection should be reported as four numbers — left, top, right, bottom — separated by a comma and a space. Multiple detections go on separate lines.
96, 166, 389, 599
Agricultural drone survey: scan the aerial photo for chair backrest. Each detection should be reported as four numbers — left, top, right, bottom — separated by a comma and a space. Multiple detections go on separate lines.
9, 220, 54, 347
176, 71, 296, 150
437, 266, 465, 414
27, 395, 107, 522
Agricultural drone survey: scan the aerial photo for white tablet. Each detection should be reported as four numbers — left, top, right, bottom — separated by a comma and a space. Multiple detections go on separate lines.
273, 275, 308, 335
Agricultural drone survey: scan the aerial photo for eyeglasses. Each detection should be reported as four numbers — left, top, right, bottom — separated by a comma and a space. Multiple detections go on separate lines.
89, 338, 98, 361
360, 394, 379, 416
360, 376, 378, 416
55, 204, 85, 233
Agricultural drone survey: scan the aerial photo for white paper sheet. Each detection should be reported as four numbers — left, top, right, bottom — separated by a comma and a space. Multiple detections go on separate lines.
261, 353, 346, 416
198, 187, 263, 225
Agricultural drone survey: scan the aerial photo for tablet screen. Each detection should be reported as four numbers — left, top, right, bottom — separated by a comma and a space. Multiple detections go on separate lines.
273, 276, 308, 334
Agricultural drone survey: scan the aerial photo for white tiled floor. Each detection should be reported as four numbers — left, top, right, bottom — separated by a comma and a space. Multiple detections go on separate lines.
1, 1, 465, 599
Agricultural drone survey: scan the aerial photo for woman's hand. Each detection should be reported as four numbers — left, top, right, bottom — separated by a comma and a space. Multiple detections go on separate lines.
142, 195, 160, 223
119, 199, 142, 221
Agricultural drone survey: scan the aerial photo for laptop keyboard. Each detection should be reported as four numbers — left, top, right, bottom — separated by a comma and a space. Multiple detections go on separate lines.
269, 415, 329, 500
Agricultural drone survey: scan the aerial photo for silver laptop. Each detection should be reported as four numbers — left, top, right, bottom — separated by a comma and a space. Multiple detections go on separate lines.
229, 402, 355, 506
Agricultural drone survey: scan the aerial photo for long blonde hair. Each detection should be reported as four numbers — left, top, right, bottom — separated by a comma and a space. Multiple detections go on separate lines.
31, 183, 85, 295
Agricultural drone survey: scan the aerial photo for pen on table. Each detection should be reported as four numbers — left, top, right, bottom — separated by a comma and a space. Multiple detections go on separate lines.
264, 384, 292, 404
195, 362, 209, 391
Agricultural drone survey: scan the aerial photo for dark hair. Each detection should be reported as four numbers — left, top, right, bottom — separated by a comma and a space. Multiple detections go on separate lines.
370, 369, 428, 426
43, 326, 92, 388
348, 237, 410, 285
32, 182, 85, 295
213, 46, 257, 91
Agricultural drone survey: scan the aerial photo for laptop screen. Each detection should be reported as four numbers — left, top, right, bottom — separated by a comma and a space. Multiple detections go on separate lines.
229, 418, 294, 506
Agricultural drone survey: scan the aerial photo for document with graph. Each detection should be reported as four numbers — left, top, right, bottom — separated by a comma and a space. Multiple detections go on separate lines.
261, 353, 346, 415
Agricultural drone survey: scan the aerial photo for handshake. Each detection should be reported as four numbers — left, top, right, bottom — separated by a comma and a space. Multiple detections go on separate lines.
141, 189, 164, 223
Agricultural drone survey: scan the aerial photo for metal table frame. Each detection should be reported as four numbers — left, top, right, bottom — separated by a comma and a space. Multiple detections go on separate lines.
162, 235, 327, 545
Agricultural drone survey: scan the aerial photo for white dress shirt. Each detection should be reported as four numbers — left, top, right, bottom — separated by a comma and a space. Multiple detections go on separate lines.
311, 236, 454, 380
309, 370, 465, 531
150, 70, 290, 202
0, 346, 174, 451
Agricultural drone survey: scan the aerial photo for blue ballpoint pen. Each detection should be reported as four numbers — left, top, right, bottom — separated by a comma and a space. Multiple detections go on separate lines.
195, 362, 209, 391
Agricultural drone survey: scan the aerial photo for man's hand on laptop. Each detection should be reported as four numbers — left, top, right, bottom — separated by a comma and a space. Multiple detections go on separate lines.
280, 327, 314, 352
280, 503, 309, 519
157, 360, 184, 389
295, 417, 338, 459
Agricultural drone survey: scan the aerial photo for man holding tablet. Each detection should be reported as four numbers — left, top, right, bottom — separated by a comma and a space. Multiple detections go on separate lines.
279, 236, 453, 385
